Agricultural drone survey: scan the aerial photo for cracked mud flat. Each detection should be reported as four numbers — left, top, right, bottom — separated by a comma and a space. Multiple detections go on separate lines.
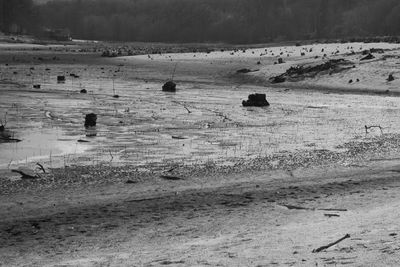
1, 41, 400, 266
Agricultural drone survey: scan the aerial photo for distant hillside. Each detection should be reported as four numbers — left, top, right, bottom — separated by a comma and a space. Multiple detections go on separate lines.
4, 0, 400, 43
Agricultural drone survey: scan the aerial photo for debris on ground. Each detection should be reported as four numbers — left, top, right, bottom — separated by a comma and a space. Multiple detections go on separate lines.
242, 93, 270, 107
84, 113, 97, 128
57, 75, 65, 82
160, 175, 184, 181
162, 81, 176, 92
237, 68, 257, 74
270, 59, 353, 83
361, 53, 375, 61
312, 234, 351, 253
11, 168, 39, 180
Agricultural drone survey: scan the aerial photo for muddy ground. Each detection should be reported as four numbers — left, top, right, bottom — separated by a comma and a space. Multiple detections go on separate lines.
1, 40, 400, 266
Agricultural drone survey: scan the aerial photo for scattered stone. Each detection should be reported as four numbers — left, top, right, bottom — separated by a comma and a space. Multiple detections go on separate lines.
33, 84, 41, 89
113, 95, 120, 98
57, 75, 65, 82
387, 74, 395, 82
278, 58, 284, 64
162, 81, 176, 92
80, 89, 87, 94
348, 79, 353, 84
242, 93, 270, 107
84, 113, 97, 128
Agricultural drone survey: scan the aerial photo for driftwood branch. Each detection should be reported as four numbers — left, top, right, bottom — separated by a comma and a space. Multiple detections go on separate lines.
365, 125, 383, 134
317, 208, 347, 212
312, 234, 350, 253
183, 105, 192, 114
36, 163, 46, 173
160, 175, 184, 181
172, 101, 192, 114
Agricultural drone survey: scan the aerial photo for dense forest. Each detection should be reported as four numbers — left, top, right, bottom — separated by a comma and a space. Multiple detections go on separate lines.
1, 0, 400, 43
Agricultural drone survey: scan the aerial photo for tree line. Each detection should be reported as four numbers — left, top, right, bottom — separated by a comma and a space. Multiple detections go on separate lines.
1, 0, 400, 43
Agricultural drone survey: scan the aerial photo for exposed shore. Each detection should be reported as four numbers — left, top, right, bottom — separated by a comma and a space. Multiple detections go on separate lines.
1, 39, 400, 266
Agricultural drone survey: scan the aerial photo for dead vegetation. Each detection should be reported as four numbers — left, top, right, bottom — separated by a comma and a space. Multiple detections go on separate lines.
270, 58, 353, 83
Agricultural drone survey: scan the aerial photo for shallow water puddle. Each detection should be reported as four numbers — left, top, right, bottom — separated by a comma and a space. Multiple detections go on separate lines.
0, 126, 88, 167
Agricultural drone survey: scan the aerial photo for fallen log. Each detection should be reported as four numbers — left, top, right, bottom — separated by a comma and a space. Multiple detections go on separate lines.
160, 175, 184, 181
312, 234, 350, 253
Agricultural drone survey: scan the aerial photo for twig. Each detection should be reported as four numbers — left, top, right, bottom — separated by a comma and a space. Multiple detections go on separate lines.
312, 234, 350, 253
172, 101, 192, 114
36, 163, 46, 173
281, 204, 311, 210
109, 150, 114, 162
365, 125, 383, 134
183, 105, 191, 114
171, 63, 178, 81
0, 112, 7, 128
7, 159, 12, 169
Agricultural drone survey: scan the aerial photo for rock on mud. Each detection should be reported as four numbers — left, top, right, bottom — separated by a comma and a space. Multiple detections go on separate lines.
162, 81, 176, 92
242, 93, 270, 107
57, 75, 66, 82
84, 113, 97, 128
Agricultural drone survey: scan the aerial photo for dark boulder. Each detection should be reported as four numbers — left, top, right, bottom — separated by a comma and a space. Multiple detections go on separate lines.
162, 81, 176, 92
242, 93, 270, 107
388, 74, 395, 81
84, 113, 97, 128
33, 84, 41, 89
80, 89, 87, 94
57, 75, 65, 82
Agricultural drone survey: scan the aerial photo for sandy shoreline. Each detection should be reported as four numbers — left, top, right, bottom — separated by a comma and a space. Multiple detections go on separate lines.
2, 40, 400, 266
2, 162, 400, 266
